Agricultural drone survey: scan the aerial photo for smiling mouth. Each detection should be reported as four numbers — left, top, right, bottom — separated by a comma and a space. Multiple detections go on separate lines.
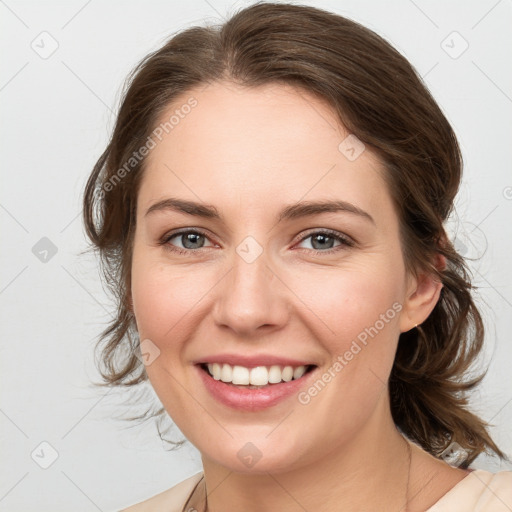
198, 362, 317, 389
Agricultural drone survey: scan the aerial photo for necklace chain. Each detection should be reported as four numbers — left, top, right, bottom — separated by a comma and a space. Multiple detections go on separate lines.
404, 436, 412, 512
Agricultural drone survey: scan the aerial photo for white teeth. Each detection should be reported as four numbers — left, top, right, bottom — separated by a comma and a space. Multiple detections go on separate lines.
212, 363, 221, 380
293, 366, 306, 379
204, 362, 311, 385
249, 366, 268, 386
282, 366, 293, 382
268, 365, 283, 383
232, 365, 250, 385
220, 363, 232, 383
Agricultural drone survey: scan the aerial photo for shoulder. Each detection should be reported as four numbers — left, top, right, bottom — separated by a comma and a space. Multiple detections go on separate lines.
118, 472, 204, 512
426, 469, 512, 512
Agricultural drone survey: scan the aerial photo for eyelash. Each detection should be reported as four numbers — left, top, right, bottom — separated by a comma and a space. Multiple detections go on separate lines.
158, 228, 355, 256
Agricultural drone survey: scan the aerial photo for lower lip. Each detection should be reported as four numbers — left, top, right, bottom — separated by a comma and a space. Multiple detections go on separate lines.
196, 365, 317, 411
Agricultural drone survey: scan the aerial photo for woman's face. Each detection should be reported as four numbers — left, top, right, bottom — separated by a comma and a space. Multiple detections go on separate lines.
131, 81, 426, 473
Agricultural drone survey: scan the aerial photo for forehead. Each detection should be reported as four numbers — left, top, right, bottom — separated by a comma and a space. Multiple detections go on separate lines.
138, 81, 392, 224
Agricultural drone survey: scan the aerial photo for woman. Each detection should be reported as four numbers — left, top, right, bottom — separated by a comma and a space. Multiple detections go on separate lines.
82, 2, 512, 511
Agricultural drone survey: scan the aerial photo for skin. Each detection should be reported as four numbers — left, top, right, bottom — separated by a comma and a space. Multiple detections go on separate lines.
129, 81, 470, 511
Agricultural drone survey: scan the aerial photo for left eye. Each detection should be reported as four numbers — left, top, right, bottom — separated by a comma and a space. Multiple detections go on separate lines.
296, 231, 352, 252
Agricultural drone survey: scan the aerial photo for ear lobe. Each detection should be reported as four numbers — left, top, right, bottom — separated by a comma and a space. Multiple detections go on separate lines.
399, 269, 444, 333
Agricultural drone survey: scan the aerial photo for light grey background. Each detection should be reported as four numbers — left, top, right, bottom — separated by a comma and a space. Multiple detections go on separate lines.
1, 0, 511, 510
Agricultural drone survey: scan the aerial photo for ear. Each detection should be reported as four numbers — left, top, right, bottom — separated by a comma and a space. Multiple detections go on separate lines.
399, 253, 446, 333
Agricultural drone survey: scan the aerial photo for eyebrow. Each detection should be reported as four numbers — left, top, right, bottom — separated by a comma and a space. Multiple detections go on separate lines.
145, 197, 375, 224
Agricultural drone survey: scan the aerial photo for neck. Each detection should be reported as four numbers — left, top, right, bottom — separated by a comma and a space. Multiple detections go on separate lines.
197, 396, 412, 512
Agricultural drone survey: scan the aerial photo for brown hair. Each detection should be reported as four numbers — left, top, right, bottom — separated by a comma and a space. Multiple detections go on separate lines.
83, 1, 507, 466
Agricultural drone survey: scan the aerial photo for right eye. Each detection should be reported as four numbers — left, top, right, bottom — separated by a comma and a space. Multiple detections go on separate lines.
160, 229, 216, 255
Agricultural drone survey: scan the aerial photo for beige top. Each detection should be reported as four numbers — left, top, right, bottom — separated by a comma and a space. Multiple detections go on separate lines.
119, 469, 512, 512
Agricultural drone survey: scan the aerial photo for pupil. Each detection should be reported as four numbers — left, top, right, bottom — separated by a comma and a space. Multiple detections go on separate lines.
183, 233, 203, 249
312, 234, 333, 250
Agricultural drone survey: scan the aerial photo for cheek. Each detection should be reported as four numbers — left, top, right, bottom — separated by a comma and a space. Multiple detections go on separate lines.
130, 254, 209, 415
287, 263, 404, 413
285, 268, 404, 439
131, 255, 204, 342
288, 262, 404, 348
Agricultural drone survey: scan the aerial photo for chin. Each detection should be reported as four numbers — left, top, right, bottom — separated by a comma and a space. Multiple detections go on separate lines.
201, 437, 312, 475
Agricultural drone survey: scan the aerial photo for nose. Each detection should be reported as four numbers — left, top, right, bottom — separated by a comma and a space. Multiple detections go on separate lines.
212, 246, 291, 338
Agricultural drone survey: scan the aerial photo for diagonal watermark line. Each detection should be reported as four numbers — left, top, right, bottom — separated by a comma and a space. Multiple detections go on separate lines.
60, 264, 111, 314
0, 203, 29, 233
0, 408, 29, 438
422, 61, 439, 79
265, 410, 294, 438
293, 163, 337, 203
408, 0, 439, 28
368, 366, 386, 386
61, 0, 93, 29
163, 266, 234, 338
0, 265, 28, 295
265, 265, 336, 335
189, 470, 233, 511
203, 0, 224, 19
159, 364, 234, 438
470, 204, 499, 232
0, 62, 29, 92
61, 387, 115, 439
471, 0, 503, 30
266, 163, 337, 235
60, 211, 81, 233
472, 61, 512, 104
294, 87, 338, 132
164, 163, 206, 203
0, 472, 29, 503
406, 472, 437, 512
61, 61, 115, 114
470, 470, 512, 511
475, 269, 512, 308
264, 473, 309, 511
61, 471, 103, 511
487, 395, 512, 423
0, 0, 29, 28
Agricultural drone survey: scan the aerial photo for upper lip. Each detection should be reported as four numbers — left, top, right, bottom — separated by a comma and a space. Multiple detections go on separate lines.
194, 354, 317, 368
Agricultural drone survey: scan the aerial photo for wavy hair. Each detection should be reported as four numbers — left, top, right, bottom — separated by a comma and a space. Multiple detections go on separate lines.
82, 1, 506, 466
